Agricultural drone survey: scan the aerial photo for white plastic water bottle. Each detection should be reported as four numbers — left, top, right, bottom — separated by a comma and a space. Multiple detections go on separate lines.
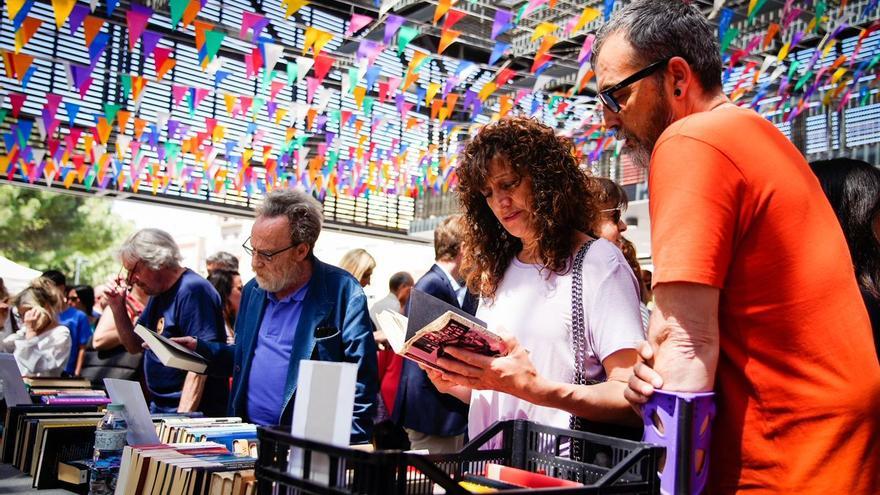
88, 403, 127, 495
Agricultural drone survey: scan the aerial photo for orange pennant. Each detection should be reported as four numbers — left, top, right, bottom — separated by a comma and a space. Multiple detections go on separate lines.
438, 29, 461, 55
15, 17, 43, 53
83, 16, 105, 47
117, 110, 131, 133
433, 0, 451, 24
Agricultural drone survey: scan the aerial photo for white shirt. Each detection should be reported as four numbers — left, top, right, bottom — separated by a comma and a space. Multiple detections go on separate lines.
437, 264, 466, 307
0, 325, 72, 377
468, 239, 644, 444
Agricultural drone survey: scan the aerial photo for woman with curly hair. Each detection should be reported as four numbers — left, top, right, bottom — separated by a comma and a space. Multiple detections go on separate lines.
425, 116, 643, 441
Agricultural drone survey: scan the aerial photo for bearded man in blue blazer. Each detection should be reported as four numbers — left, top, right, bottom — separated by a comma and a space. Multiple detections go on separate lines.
181, 189, 378, 444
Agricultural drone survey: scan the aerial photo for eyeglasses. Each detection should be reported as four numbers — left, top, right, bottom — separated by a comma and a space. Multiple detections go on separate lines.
600, 207, 624, 224
242, 237, 299, 262
117, 260, 141, 291
598, 58, 671, 114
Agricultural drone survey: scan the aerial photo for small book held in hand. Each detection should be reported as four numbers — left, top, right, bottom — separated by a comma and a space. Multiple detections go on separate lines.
375, 289, 506, 373
134, 324, 208, 374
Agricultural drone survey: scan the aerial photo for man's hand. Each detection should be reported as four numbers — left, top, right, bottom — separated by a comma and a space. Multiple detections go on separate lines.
373, 330, 389, 351
624, 341, 664, 412
170, 336, 198, 351
435, 335, 540, 399
104, 282, 128, 314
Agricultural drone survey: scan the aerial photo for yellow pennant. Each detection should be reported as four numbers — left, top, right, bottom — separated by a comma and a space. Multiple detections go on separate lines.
282, 0, 309, 19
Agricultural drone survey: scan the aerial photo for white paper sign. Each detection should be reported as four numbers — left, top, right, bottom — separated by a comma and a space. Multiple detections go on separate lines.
104, 378, 160, 445
288, 361, 358, 483
0, 354, 30, 406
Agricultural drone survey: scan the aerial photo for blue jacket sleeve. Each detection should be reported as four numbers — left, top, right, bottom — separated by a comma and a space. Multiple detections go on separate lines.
195, 339, 235, 377
341, 289, 379, 444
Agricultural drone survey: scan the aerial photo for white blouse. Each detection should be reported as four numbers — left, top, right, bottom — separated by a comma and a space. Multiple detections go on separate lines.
0, 325, 72, 377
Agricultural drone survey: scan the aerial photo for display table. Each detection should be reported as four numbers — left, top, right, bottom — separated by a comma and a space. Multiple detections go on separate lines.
0, 463, 76, 494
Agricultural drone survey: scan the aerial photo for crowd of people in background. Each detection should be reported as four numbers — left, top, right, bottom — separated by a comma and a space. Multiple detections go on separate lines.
0, 1, 878, 492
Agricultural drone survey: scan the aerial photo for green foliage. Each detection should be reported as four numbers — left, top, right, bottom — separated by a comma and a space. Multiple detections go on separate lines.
0, 185, 133, 286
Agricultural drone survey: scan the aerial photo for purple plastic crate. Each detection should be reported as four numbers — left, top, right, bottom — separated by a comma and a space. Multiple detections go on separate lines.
642, 390, 715, 495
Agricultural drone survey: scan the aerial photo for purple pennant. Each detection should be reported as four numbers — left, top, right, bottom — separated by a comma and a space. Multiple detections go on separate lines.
167, 119, 180, 140
489, 42, 508, 65
491, 10, 513, 40
325, 132, 336, 147
70, 64, 94, 91
357, 39, 383, 64
316, 115, 328, 131
141, 31, 162, 60
395, 93, 406, 114
69, 4, 90, 35
442, 77, 458, 98
790, 30, 805, 47
384, 15, 406, 45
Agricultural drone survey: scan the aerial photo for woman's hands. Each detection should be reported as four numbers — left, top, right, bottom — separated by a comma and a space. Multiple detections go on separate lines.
23, 307, 52, 337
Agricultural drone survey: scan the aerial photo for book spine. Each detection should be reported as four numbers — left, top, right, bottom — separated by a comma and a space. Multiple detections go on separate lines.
42, 397, 112, 405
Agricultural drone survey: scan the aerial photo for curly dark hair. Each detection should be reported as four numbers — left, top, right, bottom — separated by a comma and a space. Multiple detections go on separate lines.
456, 116, 598, 299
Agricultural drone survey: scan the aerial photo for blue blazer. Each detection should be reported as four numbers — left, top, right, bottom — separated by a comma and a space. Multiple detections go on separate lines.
197, 257, 378, 444
392, 264, 478, 436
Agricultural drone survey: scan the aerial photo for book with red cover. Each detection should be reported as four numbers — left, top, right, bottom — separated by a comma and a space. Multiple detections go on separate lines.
484, 463, 583, 489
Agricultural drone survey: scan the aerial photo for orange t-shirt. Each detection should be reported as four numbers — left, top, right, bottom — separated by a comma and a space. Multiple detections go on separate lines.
649, 104, 880, 494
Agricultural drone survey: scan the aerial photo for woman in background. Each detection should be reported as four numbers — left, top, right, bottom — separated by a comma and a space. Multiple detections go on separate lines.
207, 270, 243, 344
0, 277, 72, 376
810, 158, 880, 356
591, 177, 629, 248
339, 249, 376, 288
68, 285, 99, 329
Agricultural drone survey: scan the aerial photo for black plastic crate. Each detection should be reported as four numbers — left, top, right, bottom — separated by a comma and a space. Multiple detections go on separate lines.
256, 419, 661, 494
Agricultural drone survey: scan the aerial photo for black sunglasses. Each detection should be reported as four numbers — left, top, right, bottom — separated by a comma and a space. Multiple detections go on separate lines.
601, 207, 623, 224
598, 58, 671, 113
242, 236, 299, 262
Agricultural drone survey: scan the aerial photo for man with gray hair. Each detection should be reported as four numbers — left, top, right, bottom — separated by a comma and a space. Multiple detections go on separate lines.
206, 251, 239, 274
179, 189, 378, 443
105, 228, 229, 416
592, 1, 879, 492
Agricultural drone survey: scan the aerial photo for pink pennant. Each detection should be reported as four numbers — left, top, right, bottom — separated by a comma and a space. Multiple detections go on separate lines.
306, 76, 320, 104
172, 84, 188, 106
347, 13, 373, 36
387, 76, 402, 98
270, 80, 285, 100
193, 88, 211, 107
240, 11, 268, 40
126, 6, 152, 50
44, 93, 63, 115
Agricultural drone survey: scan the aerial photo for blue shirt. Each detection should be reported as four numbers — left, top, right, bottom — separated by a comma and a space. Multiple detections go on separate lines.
247, 282, 310, 426
137, 269, 229, 415
59, 307, 92, 375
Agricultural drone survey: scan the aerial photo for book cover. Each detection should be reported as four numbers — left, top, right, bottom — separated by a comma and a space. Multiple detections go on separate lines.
484, 463, 583, 489
33, 425, 98, 489
1, 405, 99, 463
134, 324, 208, 373
23, 376, 92, 388
376, 289, 506, 372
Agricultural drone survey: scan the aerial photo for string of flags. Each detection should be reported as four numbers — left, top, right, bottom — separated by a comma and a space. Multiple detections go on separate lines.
1, 0, 879, 201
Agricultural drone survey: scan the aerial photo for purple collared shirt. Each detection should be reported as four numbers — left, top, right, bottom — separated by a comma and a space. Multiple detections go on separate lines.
246, 282, 310, 426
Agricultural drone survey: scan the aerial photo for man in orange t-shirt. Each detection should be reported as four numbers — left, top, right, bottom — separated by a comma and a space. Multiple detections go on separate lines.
593, 1, 880, 493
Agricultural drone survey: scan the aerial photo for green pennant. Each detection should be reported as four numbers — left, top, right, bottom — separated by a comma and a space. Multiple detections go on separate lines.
787, 60, 800, 79
397, 26, 419, 55
515, 3, 528, 24
252, 97, 266, 118
186, 92, 196, 118
204, 31, 226, 63
103, 103, 121, 124
260, 69, 274, 93
294, 135, 309, 149
747, 0, 769, 24
0, 109, 7, 124
363, 96, 375, 115
327, 150, 339, 169
815, 1, 826, 31
868, 53, 880, 71
329, 109, 341, 125
84, 170, 96, 190
347, 68, 359, 94
169, 0, 188, 27
720, 28, 739, 53
120, 74, 132, 101
165, 142, 181, 162
286, 62, 298, 85
795, 70, 813, 91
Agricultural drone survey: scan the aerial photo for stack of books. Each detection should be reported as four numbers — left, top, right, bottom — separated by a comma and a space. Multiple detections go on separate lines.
23, 376, 112, 405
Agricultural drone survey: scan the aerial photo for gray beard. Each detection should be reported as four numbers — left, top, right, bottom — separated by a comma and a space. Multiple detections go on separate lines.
622, 82, 676, 170
256, 264, 303, 293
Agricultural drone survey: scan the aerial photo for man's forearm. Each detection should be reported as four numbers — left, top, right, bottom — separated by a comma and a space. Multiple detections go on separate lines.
178, 372, 206, 412
649, 283, 721, 392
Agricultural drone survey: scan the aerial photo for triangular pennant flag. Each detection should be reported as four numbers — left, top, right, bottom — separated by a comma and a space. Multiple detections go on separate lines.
9, 93, 27, 118
263, 41, 284, 70
117, 110, 131, 133
105, 0, 119, 17
83, 16, 104, 46
296, 55, 314, 82
531, 22, 558, 42
204, 30, 225, 63
64, 101, 80, 126
141, 30, 162, 60
50, 0, 76, 29
68, 3, 88, 34
438, 29, 461, 55
347, 13, 373, 36
492, 10, 513, 40
8, 0, 29, 22
240, 11, 268, 40
303, 27, 333, 57
126, 5, 152, 50
384, 15, 406, 45
282, 0, 309, 19
103, 103, 121, 124
172, 84, 189, 106
353, 86, 366, 110
570, 7, 600, 34
489, 41, 508, 65
14, 16, 42, 53
169, 0, 188, 27
306, 76, 320, 104
365, 65, 382, 91
433, 0, 451, 24
397, 25, 420, 55
88, 32, 109, 63
154, 47, 175, 79
312, 52, 334, 82
443, 9, 467, 31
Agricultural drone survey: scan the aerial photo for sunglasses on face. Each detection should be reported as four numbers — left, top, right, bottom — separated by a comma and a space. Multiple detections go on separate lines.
67, 295, 80, 302
598, 58, 671, 114
601, 207, 623, 224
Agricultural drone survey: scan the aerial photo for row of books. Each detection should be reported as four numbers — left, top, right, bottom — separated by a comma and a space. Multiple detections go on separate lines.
115, 415, 260, 495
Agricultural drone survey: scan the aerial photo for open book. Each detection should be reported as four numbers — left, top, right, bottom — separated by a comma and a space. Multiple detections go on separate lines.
375, 289, 507, 372
134, 325, 208, 374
